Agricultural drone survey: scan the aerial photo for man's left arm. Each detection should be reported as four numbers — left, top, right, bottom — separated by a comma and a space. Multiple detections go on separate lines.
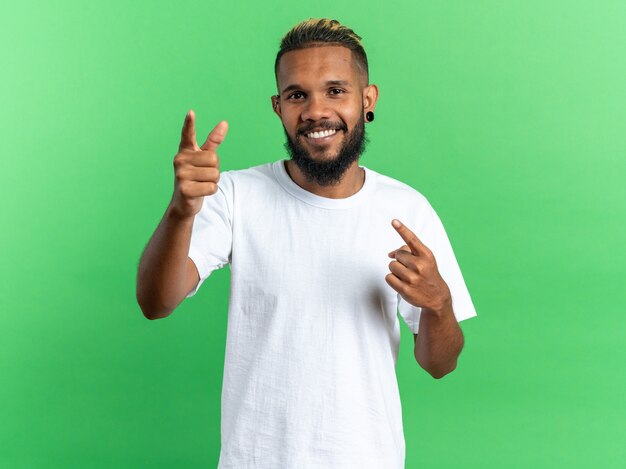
412, 303, 464, 379
386, 219, 465, 379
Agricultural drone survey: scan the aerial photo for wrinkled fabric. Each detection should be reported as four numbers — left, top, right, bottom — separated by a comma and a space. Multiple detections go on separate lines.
187, 160, 477, 469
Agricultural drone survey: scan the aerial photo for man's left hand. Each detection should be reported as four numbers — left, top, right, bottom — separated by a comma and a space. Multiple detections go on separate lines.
385, 219, 452, 316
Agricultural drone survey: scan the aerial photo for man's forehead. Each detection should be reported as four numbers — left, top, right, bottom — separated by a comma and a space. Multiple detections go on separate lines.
276, 45, 361, 89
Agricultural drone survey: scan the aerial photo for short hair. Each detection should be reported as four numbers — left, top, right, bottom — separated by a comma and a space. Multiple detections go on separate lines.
274, 18, 369, 86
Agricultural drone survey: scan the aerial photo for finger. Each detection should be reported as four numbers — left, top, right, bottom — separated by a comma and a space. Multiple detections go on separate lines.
388, 244, 410, 258
385, 273, 408, 295
181, 167, 220, 183
180, 149, 220, 168
391, 219, 427, 256
388, 259, 416, 284
180, 181, 218, 198
179, 110, 200, 151
392, 249, 422, 271
200, 120, 229, 152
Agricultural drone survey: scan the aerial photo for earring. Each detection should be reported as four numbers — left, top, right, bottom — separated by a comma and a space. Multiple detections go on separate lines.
365, 111, 375, 122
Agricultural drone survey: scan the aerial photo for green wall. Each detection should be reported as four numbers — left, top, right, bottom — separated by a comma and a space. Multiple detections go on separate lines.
1, 1, 624, 467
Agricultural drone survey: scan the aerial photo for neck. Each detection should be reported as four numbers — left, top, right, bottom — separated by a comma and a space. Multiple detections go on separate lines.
284, 160, 365, 199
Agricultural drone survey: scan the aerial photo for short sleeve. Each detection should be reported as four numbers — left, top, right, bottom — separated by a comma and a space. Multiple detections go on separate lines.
397, 203, 477, 334
185, 172, 234, 297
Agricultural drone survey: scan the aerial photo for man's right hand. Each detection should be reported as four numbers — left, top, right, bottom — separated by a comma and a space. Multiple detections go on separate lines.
170, 110, 229, 219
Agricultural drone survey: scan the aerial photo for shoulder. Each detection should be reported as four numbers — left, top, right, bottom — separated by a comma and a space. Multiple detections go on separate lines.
364, 166, 441, 234
220, 161, 276, 185
366, 166, 434, 210
217, 161, 277, 192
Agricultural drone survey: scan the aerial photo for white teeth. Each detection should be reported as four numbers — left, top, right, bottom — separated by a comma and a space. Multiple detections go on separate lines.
306, 129, 337, 139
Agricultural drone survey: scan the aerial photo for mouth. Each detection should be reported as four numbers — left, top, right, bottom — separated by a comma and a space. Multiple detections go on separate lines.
302, 128, 341, 144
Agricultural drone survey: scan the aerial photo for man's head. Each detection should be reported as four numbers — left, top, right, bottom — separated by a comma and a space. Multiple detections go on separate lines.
272, 19, 378, 186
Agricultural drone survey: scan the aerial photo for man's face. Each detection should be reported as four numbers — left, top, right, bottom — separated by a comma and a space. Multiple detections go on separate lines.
273, 45, 376, 186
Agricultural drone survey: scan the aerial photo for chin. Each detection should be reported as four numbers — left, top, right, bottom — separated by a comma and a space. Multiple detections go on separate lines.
310, 150, 340, 160
302, 140, 342, 157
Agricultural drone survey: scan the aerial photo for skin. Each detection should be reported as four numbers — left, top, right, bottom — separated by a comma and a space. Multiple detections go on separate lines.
272, 45, 377, 198
387, 220, 465, 379
137, 44, 465, 378
136, 111, 228, 318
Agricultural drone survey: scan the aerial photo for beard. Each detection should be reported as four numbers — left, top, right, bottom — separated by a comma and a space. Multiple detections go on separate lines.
282, 112, 369, 186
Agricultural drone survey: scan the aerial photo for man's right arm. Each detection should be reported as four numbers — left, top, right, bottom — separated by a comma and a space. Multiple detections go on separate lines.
136, 207, 200, 319
135, 110, 228, 319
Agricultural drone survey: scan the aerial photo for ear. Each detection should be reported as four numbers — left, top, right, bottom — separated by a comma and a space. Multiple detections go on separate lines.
362, 84, 379, 114
271, 95, 282, 118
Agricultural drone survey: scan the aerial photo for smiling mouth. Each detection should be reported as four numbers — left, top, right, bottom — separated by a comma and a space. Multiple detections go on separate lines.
302, 129, 341, 144
306, 128, 337, 138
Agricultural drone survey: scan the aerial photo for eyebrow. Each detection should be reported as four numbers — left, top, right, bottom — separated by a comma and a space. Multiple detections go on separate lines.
280, 80, 352, 96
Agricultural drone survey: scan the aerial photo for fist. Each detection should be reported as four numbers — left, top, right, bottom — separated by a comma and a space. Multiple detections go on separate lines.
170, 110, 228, 218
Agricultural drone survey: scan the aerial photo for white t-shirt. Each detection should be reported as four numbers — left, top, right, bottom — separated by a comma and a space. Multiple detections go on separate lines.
187, 159, 477, 469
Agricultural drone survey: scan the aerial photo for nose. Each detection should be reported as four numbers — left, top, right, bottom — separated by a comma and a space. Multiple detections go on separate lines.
300, 93, 332, 122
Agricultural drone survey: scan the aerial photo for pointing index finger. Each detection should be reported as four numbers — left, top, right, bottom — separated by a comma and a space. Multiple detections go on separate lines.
391, 219, 426, 255
179, 110, 200, 151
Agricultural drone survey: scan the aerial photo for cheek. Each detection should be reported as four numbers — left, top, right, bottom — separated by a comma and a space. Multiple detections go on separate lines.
342, 103, 363, 126
280, 113, 298, 134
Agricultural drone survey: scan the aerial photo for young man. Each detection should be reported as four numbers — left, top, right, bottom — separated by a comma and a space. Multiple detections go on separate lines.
137, 18, 477, 469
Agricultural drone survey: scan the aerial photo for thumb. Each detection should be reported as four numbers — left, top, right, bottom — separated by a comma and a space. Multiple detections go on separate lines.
200, 120, 229, 152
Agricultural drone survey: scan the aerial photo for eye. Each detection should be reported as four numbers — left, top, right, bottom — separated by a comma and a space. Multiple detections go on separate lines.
329, 88, 345, 96
287, 91, 305, 100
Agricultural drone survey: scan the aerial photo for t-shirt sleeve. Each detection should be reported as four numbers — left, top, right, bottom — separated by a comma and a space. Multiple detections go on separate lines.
397, 202, 477, 334
185, 172, 234, 298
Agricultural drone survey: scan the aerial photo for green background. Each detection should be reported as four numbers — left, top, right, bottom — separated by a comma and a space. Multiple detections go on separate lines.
1, 0, 624, 467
